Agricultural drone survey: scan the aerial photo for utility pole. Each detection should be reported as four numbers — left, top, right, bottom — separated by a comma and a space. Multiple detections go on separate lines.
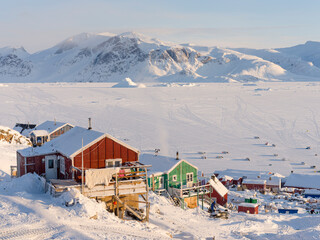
81, 138, 84, 194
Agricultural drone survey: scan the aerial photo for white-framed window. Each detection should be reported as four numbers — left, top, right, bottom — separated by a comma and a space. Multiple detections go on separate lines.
172, 175, 177, 181
105, 159, 122, 168
186, 172, 193, 182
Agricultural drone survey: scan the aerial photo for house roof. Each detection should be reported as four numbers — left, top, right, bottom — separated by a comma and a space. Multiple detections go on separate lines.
32, 120, 73, 135
266, 178, 281, 186
303, 189, 320, 195
30, 130, 49, 137
18, 126, 139, 158
139, 154, 197, 176
208, 178, 228, 197
284, 173, 320, 189
219, 175, 233, 181
238, 203, 259, 208
242, 179, 266, 185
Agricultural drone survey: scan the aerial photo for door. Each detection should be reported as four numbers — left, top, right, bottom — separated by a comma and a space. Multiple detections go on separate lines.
186, 173, 194, 187
159, 176, 164, 189
45, 155, 57, 180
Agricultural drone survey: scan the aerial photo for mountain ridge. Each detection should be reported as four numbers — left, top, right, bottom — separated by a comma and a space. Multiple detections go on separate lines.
0, 32, 320, 83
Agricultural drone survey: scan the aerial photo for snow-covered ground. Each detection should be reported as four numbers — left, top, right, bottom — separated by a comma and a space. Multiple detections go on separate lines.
1, 82, 320, 239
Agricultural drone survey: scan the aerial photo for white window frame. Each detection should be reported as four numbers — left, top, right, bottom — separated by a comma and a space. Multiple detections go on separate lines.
105, 159, 122, 168
172, 175, 177, 182
186, 172, 193, 183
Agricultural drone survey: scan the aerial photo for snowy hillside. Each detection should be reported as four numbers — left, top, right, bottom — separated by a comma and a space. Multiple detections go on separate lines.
2, 82, 320, 239
1, 32, 320, 83
277, 41, 320, 69
233, 47, 320, 79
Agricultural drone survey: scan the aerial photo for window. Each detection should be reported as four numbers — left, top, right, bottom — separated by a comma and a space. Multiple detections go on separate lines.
172, 175, 177, 181
48, 159, 54, 169
105, 159, 122, 168
37, 136, 42, 144
186, 173, 193, 182
107, 161, 113, 168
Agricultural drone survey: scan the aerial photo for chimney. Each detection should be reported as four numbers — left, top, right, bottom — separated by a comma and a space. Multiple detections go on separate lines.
54, 118, 56, 125
88, 118, 92, 130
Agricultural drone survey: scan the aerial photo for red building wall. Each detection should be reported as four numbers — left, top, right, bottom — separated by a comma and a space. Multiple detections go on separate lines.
238, 205, 258, 214
243, 183, 266, 191
17, 152, 25, 176
73, 136, 138, 170
18, 152, 72, 179
207, 186, 228, 206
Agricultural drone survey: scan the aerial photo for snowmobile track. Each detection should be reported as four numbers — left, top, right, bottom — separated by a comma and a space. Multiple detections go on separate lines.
77, 224, 170, 239
0, 225, 62, 240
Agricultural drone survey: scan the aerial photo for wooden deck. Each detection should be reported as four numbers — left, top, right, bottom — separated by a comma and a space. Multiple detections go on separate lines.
49, 178, 147, 198
48, 164, 151, 222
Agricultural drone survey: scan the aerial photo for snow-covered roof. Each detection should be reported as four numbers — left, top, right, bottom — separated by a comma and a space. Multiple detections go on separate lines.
238, 203, 259, 208
242, 179, 266, 185
266, 178, 281, 186
18, 126, 139, 158
30, 130, 49, 136
304, 189, 320, 195
220, 175, 233, 181
284, 173, 320, 189
33, 120, 73, 135
208, 178, 228, 197
139, 154, 197, 176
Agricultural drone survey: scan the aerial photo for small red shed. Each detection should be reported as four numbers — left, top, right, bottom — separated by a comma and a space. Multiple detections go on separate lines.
17, 126, 139, 181
238, 203, 259, 214
207, 176, 228, 206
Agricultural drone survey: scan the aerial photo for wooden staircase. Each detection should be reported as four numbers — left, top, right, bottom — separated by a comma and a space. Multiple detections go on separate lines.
113, 195, 146, 221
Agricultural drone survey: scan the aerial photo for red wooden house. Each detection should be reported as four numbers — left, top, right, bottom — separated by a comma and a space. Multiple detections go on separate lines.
29, 120, 74, 147
17, 126, 139, 181
242, 179, 266, 191
207, 176, 228, 206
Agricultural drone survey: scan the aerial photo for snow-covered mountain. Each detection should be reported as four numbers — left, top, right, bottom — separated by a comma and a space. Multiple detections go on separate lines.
1, 32, 320, 83
0, 47, 32, 78
276, 41, 320, 69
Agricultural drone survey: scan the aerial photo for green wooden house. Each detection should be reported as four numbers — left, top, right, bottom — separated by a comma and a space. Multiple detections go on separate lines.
140, 154, 205, 208
148, 159, 198, 191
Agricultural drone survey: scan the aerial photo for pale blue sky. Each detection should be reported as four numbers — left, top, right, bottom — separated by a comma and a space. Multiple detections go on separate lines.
1, 0, 319, 52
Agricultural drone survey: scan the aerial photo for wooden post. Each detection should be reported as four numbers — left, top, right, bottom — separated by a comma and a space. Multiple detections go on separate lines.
202, 193, 204, 210
121, 200, 125, 219
145, 167, 150, 222
197, 188, 199, 208
116, 172, 119, 217
112, 196, 115, 214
